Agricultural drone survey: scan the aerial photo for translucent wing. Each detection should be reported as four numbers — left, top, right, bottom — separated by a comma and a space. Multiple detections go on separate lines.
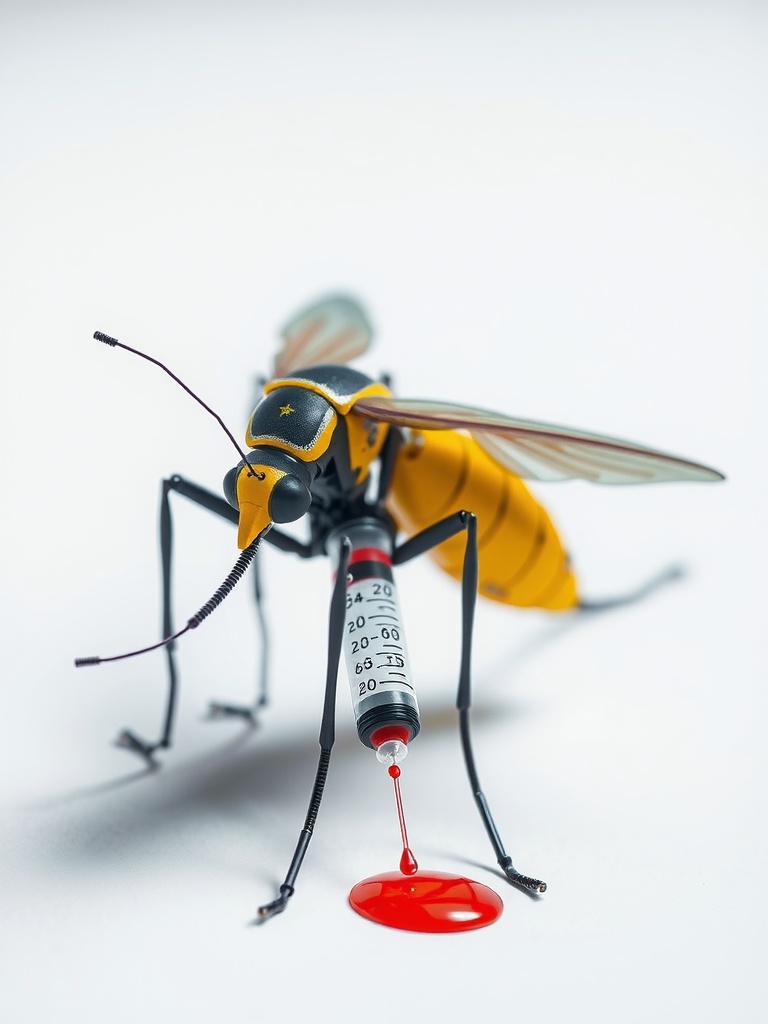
273, 296, 373, 377
352, 397, 724, 485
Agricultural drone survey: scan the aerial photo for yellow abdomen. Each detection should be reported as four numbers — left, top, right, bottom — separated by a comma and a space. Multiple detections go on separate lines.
387, 430, 578, 611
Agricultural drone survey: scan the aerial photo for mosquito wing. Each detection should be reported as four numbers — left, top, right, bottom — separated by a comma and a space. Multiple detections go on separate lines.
273, 296, 373, 377
352, 397, 724, 485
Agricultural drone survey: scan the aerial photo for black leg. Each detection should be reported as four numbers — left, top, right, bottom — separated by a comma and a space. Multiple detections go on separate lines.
208, 548, 270, 725
256, 537, 351, 923
160, 476, 312, 727
116, 475, 268, 761
375, 428, 402, 507
116, 478, 180, 762
253, 552, 269, 709
579, 564, 685, 611
395, 511, 547, 896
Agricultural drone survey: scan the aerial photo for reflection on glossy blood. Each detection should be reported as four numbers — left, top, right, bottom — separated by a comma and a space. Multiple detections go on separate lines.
349, 871, 503, 933
351, 754, 503, 930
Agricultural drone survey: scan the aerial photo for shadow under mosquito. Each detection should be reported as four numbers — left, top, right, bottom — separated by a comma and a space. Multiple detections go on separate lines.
28, 726, 259, 811
23, 699, 518, 882
29, 765, 158, 807
24, 573, 680, 878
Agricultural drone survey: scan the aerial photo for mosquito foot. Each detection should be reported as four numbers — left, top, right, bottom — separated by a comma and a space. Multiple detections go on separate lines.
115, 729, 162, 765
253, 884, 294, 924
500, 857, 547, 894
207, 702, 258, 725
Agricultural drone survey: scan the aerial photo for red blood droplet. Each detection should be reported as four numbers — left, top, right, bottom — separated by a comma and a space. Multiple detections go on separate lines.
349, 871, 503, 933
399, 847, 418, 875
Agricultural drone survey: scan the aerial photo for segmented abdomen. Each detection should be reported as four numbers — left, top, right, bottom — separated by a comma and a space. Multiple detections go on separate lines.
387, 430, 578, 611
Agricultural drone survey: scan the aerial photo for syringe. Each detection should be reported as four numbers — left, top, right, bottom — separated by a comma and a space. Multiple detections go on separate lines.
328, 518, 420, 764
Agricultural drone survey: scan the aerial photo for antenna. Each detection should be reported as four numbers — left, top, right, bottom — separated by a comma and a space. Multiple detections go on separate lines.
75, 535, 263, 667
93, 331, 256, 476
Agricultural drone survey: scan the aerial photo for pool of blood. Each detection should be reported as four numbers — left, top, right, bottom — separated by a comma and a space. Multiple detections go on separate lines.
349, 870, 503, 933
348, 764, 503, 933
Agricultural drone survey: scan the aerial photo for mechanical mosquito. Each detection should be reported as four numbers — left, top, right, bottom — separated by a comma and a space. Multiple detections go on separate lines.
77, 296, 724, 921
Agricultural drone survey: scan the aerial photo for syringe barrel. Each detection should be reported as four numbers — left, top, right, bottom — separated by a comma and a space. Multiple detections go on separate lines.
328, 519, 420, 749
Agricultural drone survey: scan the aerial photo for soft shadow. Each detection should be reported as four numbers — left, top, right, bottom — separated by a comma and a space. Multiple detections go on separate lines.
29, 726, 258, 811
29, 765, 158, 809
24, 568, 680, 875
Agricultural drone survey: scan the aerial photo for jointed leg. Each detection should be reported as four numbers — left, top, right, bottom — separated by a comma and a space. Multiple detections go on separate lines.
208, 550, 269, 723
395, 511, 547, 895
116, 478, 182, 761
116, 475, 263, 761
256, 537, 351, 923
579, 564, 685, 611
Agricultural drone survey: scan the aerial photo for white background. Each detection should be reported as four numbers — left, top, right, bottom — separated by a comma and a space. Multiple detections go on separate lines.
1, 3, 765, 1023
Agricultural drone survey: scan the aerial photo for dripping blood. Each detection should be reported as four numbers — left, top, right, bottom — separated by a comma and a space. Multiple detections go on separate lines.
389, 764, 418, 877
399, 848, 418, 876
348, 760, 503, 932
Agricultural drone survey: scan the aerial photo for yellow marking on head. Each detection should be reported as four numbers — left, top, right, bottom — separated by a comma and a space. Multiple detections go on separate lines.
236, 465, 286, 549
279, 403, 295, 417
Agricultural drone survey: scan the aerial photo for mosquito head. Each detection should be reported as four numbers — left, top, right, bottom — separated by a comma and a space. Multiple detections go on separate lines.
224, 448, 313, 549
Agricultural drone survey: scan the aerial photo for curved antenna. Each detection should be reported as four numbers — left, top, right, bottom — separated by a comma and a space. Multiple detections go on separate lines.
75, 535, 262, 667
94, 331, 255, 476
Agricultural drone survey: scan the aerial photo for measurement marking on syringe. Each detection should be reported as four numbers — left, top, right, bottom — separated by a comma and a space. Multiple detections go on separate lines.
342, 562, 418, 729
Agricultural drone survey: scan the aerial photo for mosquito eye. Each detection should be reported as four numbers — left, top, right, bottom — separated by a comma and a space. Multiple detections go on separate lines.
223, 465, 242, 509
269, 474, 311, 523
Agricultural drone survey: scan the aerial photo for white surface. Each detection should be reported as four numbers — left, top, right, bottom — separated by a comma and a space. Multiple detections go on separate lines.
1, 4, 765, 1023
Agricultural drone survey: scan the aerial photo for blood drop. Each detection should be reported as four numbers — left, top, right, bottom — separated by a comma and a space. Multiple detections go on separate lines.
349, 756, 503, 932
399, 847, 418, 876
349, 871, 503, 933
